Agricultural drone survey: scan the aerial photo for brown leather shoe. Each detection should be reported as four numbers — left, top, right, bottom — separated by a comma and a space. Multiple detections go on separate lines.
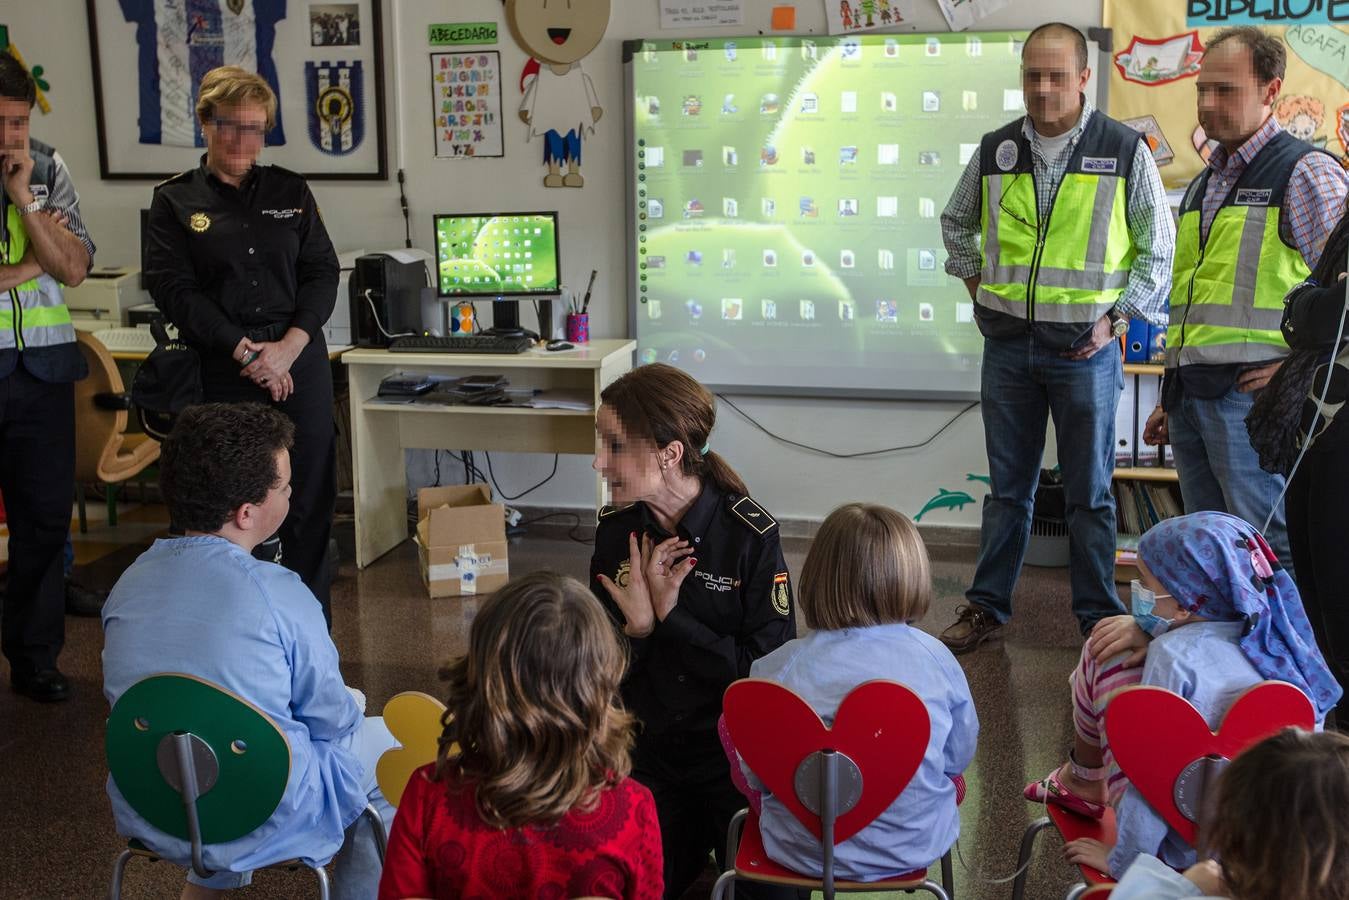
939, 605, 1003, 654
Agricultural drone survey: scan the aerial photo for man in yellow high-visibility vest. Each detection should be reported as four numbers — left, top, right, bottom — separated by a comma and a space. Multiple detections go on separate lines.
1143, 27, 1348, 572
940, 23, 1175, 653
0, 52, 95, 702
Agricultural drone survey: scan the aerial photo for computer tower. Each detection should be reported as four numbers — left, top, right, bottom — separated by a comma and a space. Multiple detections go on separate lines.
349, 251, 431, 347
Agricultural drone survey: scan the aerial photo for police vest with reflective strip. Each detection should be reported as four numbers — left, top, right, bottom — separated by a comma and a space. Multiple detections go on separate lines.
977, 114, 1140, 341
1167, 131, 1320, 368
0, 139, 78, 361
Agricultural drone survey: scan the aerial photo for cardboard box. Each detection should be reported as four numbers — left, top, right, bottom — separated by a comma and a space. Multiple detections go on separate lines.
415, 485, 509, 598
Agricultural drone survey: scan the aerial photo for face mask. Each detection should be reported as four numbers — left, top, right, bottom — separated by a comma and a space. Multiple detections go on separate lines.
1131, 579, 1175, 638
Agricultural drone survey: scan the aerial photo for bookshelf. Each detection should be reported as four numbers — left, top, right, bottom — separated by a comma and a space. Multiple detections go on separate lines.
1113, 361, 1178, 482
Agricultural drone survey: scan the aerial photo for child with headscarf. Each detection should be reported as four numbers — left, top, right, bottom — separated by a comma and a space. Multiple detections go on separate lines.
1021, 511, 1341, 879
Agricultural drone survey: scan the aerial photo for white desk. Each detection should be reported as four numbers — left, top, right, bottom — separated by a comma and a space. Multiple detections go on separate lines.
343, 340, 635, 568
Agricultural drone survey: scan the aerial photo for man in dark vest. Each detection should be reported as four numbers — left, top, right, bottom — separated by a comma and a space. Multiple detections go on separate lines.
939, 23, 1175, 652
1144, 26, 1348, 570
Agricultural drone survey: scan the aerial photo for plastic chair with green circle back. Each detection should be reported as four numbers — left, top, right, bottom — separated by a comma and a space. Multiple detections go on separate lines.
106, 673, 376, 899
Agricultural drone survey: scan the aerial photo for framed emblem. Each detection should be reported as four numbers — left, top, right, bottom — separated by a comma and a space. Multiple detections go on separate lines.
85, 0, 387, 180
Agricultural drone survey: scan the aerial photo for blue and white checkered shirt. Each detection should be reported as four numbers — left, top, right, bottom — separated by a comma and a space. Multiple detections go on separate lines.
941, 97, 1175, 326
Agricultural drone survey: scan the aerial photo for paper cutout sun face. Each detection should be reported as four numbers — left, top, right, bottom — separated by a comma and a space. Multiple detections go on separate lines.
505, 0, 610, 66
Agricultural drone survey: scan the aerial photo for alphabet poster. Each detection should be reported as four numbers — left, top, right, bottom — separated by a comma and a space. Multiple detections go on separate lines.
1103, 0, 1349, 189
432, 50, 504, 158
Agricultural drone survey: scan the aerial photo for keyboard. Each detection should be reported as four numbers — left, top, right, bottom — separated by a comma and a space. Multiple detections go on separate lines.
388, 335, 533, 355
89, 326, 159, 353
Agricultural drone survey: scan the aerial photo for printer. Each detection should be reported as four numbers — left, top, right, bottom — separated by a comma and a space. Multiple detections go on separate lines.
65, 266, 149, 332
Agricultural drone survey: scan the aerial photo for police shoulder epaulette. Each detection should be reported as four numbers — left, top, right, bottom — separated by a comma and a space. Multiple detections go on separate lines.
154, 169, 195, 189
729, 495, 777, 535
597, 503, 635, 523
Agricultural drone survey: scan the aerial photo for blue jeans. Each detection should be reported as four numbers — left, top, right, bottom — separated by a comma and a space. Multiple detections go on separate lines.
968, 334, 1125, 633
1167, 383, 1292, 571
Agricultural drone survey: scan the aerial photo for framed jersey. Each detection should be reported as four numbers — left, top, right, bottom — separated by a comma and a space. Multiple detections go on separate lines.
86, 0, 387, 180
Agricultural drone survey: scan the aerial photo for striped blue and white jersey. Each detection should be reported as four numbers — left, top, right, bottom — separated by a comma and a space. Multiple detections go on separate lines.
119, 0, 287, 148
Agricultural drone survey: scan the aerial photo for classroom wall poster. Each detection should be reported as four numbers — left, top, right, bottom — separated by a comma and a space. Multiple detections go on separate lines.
937, 0, 1013, 33
432, 50, 504, 159
659, 1, 743, 29
824, 0, 906, 35
1103, 0, 1349, 190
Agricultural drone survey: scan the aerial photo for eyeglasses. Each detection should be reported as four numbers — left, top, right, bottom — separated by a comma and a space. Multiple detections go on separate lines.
210, 117, 268, 140
997, 173, 1038, 231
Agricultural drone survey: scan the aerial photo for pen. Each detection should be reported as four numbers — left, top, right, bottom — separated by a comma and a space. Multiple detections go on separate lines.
581, 269, 597, 314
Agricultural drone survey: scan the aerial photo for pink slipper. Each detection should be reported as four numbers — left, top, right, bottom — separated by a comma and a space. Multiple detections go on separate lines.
1023, 768, 1107, 819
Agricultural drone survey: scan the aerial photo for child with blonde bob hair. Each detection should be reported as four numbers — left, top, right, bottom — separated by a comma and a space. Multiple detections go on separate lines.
733, 503, 978, 880
1112, 727, 1349, 900
378, 573, 664, 899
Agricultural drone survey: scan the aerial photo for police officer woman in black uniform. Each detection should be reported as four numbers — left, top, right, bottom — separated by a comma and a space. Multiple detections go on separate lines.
145, 66, 340, 625
590, 363, 796, 898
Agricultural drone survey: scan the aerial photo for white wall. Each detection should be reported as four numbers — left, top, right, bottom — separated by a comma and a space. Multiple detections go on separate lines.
14, 0, 1101, 525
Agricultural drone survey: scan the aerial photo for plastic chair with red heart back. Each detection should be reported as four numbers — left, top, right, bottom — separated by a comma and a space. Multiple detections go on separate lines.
1069, 885, 1114, 899
711, 678, 953, 900
1011, 681, 1315, 900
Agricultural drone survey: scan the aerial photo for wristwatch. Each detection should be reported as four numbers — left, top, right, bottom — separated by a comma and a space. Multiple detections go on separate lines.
1109, 312, 1129, 338
16, 197, 44, 216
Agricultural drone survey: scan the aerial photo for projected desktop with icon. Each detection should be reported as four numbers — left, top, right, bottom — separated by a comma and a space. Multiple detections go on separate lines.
434, 211, 562, 338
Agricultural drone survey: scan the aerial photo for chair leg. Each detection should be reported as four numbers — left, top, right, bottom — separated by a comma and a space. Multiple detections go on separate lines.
77, 484, 88, 534
1010, 816, 1053, 900
361, 803, 387, 863
711, 869, 737, 900
725, 807, 747, 868
723, 807, 747, 900
918, 879, 950, 900
308, 862, 331, 900
108, 849, 134, 900
941, 849, 955, 900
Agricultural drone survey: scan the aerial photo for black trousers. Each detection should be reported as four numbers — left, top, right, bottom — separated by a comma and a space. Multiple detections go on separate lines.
202, 335, 336, 626
1287, 421, 1349, 727
634, 730, 799, 900
0, 368, 73, 678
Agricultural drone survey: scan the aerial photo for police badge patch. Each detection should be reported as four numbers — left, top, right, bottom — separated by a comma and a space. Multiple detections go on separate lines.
306, 60, 364, 155
189, 212, 211, 233
772, 572, 791, 616
615, 559, 631, 588
995, 139, 1018, 171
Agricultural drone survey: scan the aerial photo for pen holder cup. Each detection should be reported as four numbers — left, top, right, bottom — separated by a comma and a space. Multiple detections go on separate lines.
565, 313, 590, 344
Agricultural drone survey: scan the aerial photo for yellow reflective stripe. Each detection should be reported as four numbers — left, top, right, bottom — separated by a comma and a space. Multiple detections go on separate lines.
981, 171, 1132, 314
21, 304, 73, 327
1171, 323, 1287, 365
3, 207, 27, 264
1171, 207, 1307, 332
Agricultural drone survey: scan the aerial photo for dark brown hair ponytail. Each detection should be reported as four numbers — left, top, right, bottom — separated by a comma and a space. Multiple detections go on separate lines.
600, 363, 748, 496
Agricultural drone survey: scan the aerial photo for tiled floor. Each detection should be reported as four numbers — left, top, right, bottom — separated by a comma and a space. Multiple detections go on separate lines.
1, 509, 1096, 899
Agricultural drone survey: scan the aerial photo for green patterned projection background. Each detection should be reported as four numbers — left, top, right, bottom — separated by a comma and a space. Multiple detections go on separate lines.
628, 32, 1040, 398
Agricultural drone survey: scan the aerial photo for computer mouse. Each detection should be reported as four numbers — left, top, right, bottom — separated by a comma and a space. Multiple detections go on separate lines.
546, 340, 575, 351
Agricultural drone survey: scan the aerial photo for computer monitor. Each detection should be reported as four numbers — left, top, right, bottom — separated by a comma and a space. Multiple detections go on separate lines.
433, 211, 561, 337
